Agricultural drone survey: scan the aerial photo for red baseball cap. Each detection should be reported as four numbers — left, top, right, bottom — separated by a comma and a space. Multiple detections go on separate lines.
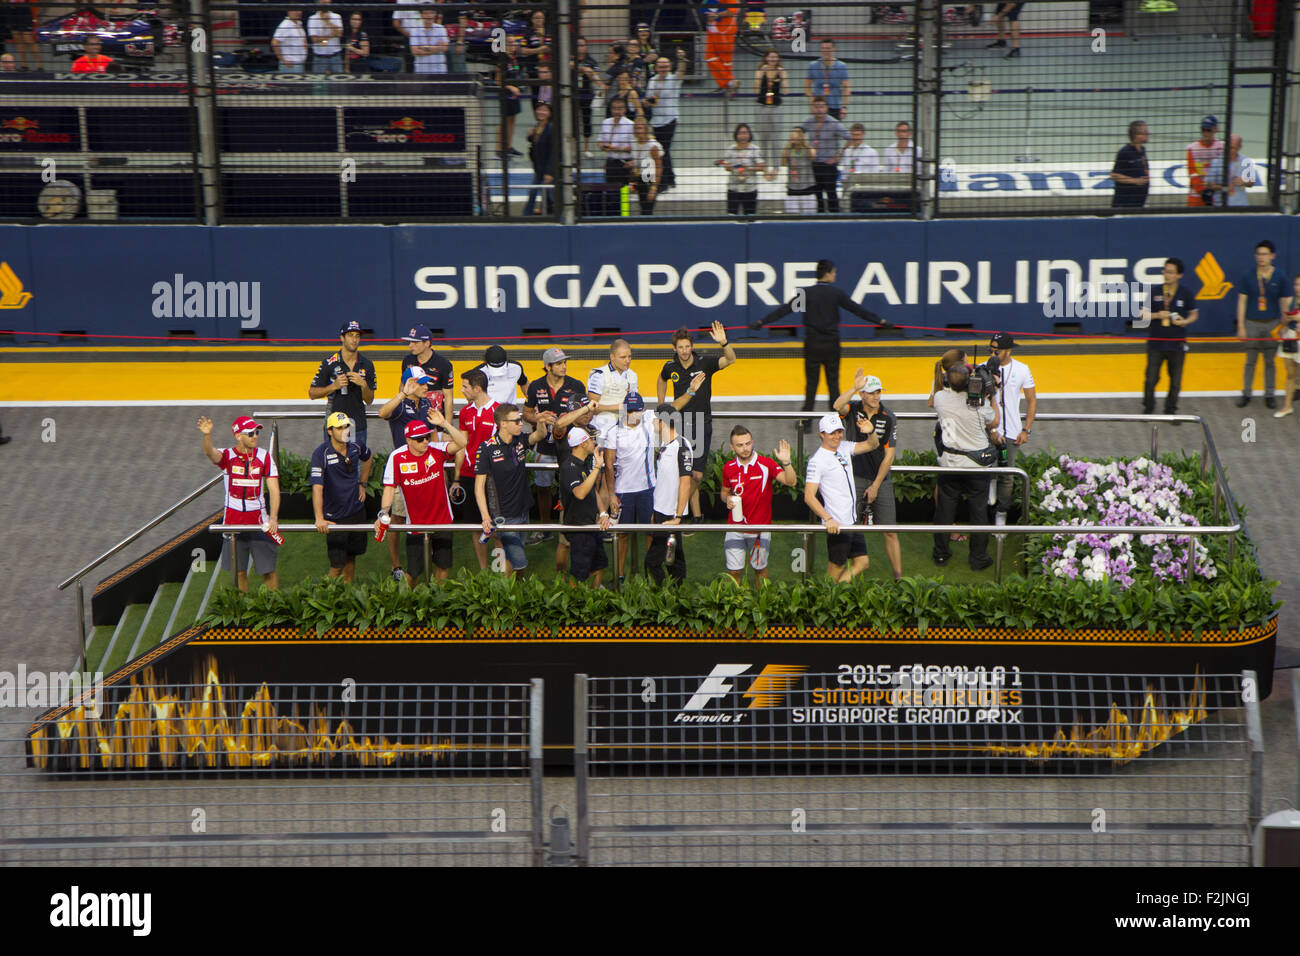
404, 420, 432, 440
232, 416, 262, 435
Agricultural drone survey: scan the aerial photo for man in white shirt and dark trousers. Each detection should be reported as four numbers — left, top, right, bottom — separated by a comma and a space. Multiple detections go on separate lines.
932, 364, 1001, 571
645, 404, 693, 583
804, 413, 879, 582
598, 98, 635, 188
986, 333, 1036, 530
272, 6, 308, 74
307, 0, 343, 73
644, 50, 685, 191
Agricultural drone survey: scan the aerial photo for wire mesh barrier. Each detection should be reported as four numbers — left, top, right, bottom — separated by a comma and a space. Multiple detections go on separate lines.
0, 1, 1290, 221
574, 669, 1262, 866
1, 674, 545, 865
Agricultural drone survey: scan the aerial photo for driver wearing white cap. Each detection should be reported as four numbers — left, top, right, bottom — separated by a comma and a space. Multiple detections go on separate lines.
804, 411, 879, 582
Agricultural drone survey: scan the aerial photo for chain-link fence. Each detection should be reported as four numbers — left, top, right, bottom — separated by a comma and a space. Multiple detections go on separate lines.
1, 0, 1292, 221
2, 674, 544, 865
576, 669, 1262, 865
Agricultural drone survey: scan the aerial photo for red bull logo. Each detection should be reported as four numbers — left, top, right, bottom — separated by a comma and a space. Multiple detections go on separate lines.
1, 116, 72, 144
3, 117, 38, 131
390, 116, 425, 132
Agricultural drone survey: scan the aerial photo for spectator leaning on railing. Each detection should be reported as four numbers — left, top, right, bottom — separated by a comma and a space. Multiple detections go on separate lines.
644, 49, 686, 192
774, 125, 818, 214
71, 36, 112, 73
802, 97, 848, 213
1110, 120, 1150, 209
598, 97, 635, 188
307, 0, 343, 73
1203, 134, 1252, 208
627, 117, 663, 215
718, 123, 765, 216
409, 6, 449, 74
344, 12, 370, 74
272, 6, 308, 74
881, 121, 917, 174
753, 49, 787, 167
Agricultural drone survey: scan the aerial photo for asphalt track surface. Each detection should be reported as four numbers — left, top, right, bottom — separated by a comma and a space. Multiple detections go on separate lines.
0, 358, 1296, 865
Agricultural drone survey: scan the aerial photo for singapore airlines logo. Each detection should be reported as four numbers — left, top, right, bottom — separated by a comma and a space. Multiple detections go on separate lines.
1194, 253, 1233, 301
0, 262, 32, 309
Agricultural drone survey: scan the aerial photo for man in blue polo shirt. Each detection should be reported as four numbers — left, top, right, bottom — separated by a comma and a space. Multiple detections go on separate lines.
1236, 239, 1292, 409
311, 411, 373, 582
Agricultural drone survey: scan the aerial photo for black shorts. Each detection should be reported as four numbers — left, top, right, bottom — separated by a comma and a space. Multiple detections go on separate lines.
999, 2, 1026, 20
503, 96, 521, 117
406, 531, 453, 575
566, 530, 609, 581
326, 509, 369, 568
827, 531, 868, 566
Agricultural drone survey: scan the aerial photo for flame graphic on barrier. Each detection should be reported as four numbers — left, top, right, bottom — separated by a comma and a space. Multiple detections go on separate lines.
28, 658, 455, 771
984, 676, 1208, 765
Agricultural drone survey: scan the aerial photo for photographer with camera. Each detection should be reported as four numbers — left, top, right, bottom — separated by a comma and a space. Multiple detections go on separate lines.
931, 362, 1001, 571
985, 333, 1036, 530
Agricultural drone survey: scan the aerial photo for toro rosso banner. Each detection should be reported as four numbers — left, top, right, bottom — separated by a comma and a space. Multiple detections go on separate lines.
0, 216, 1293, 340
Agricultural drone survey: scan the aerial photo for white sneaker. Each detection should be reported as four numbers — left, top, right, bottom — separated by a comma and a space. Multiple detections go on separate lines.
1275, 407, 1295, 418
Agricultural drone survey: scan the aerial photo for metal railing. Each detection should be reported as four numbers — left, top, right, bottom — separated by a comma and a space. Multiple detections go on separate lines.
3, 0, 1290, 222
5, 678, 545, 866
574, 669, 1263, 866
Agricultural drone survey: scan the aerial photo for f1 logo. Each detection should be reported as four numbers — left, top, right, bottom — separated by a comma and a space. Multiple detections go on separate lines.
682, 664, 750, 711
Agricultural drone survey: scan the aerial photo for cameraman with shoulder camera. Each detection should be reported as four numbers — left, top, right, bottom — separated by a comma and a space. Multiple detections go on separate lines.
932, 362, 1000, 571
986, 332, 1036, 530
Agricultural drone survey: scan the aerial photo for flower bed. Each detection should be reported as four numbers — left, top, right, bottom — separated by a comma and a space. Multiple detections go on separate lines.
1035, 456, 1217, 588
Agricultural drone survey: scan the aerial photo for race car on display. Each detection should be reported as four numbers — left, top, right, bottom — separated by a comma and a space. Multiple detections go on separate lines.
37, 6, 181, 61
444, 11, 529, 64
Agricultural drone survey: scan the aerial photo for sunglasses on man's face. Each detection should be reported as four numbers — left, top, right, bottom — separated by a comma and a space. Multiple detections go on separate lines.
241, 430, 261, 438
506, 417, 524, 424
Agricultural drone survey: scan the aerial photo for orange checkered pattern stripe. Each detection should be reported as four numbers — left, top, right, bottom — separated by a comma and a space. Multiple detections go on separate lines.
189, 617, 1277, 645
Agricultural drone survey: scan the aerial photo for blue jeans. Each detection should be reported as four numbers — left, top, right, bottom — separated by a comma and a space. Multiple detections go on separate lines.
523, 171, 553, 216
280, 63, 306, 74
494, 512, 529, 570
313, 52, 342, 73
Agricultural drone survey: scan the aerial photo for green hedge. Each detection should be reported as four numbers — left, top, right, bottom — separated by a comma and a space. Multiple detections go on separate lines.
203, 562, 1278, 640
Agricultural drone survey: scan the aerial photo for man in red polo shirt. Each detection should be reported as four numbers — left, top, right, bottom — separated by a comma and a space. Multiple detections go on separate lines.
377, 412, 467, 585
198, 414, 280, 591
452, 368, 498, 569
72, 36, 113, 73
720, 427, 796, 586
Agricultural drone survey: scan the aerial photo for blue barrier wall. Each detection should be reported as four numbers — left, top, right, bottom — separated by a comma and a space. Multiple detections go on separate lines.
0, 216, 1289, 341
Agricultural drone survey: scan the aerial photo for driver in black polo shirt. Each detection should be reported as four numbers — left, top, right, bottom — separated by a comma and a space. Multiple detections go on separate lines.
657, 320, 737, 526
523, 346, 587, 543
559, 427, 612, 585
475, 403, 546, 576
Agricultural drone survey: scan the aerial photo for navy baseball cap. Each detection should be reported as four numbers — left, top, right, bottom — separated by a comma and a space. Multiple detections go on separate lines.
990, 332, 1017, 350
402, 324, 432, 343
1201, 115, 1219, 130
625, 392, 645, 412
339, 320, 364, 336
484, 345, 507, 367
